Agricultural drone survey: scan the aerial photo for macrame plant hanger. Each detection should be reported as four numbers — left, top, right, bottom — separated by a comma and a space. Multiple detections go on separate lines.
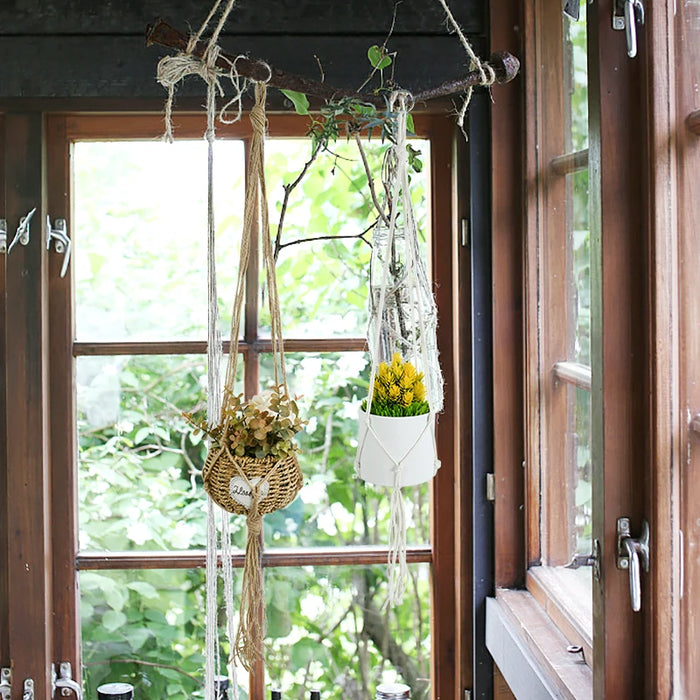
201, 80, 303, 675
356, 92, 444, 607
156, 1, 289, 696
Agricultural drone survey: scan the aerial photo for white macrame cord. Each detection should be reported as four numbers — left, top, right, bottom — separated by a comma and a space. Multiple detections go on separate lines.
356, 92, 443, 606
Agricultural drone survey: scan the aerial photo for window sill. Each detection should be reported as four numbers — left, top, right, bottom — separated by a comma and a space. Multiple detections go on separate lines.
486, 591, 592, 700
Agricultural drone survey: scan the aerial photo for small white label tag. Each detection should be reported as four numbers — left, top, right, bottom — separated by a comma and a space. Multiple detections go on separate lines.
228, 476, 269, 510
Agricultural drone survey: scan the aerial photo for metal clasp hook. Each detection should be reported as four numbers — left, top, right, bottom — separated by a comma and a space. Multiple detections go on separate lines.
46, 216, 72, 277
8, 207, 37, 254
613, 0, 645, 58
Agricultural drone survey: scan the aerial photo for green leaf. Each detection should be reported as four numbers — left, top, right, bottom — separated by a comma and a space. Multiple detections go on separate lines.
102, 609, 127, 632
367, 45, 392, 70
125, 627, 152, 652
280, 89, 310, 116
406, 113, 415, 134
126, 581, 159, 599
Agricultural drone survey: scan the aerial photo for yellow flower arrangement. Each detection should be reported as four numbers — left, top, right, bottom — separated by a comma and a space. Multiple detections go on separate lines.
363, 353, 430, 417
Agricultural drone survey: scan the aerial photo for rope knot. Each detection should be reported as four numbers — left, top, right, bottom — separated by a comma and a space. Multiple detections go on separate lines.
250, 95, 267, 135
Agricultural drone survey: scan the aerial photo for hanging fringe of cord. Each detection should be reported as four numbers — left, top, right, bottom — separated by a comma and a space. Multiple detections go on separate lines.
156, 1, 246, 698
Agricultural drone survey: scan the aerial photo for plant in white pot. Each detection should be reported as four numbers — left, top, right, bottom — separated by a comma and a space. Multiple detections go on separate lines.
357, 352, 439, 487
355, 93, 444, 605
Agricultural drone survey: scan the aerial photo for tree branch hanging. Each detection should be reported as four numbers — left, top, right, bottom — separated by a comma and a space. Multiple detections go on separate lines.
146, 18, 520, 108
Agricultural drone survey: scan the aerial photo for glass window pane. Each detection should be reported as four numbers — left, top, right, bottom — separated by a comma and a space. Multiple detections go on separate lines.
572, 387, 592, 555
265, 564, 431, 699
73, 140, 244, 342
77, 354, 245, 552
80, 568, 245, 700
259, 351, 430, 547
262, 139, 430, 338
81, 564, 430, 700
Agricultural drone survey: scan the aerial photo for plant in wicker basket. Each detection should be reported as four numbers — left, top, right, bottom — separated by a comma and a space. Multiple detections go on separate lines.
186, 387, 304, 460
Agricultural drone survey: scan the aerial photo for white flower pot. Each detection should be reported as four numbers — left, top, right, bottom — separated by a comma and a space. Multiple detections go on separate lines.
356, 410, 440, 487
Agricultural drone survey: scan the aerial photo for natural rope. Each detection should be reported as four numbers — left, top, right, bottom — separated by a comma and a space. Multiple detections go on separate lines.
217, 81, 290, 673
222, 81, 286, 423
226, 451, 283, 671
435, 0, 496, 133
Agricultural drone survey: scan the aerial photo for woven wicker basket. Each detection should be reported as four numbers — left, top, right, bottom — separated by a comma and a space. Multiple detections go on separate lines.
202, 447, 303, 515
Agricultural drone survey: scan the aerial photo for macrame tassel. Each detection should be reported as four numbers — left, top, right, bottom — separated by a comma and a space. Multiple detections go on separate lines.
234, 489, 266, 671
386, 478, 409, 606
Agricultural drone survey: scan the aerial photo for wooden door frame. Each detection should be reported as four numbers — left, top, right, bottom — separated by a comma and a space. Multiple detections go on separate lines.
12, 109, 462, 700
4, 112, 55, 699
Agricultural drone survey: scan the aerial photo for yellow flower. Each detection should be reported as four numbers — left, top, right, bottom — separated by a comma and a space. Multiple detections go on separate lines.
414, 381, 426, 402
388, 385, 401, 402
401, 390, 414, 407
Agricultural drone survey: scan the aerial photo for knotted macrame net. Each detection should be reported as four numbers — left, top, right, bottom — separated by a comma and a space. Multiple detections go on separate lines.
356, 92, 444, 606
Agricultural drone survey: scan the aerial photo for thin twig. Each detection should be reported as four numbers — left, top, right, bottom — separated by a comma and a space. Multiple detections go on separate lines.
313, 54, 325, 83
273, 140, 323, 261
353, 132, 390, 227
276, 220, 377, 256
356, 1, 401, 94
83, 658, 202, 686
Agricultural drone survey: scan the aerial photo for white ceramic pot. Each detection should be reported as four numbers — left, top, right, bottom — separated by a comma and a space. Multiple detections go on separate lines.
356, 409, 440, 487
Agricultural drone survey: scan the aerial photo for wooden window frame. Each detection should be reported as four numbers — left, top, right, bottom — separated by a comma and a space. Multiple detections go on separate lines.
491, 0, 651, 696
30, 110, 461, 699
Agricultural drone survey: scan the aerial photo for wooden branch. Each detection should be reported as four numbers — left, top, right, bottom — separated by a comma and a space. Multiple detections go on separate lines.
146, 19, 520, 107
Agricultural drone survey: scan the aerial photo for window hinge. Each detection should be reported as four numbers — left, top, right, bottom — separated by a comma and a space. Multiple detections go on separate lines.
0, 668, 11, 700
486, 473, 495, 502
464, 690, 472, 700
461, 217, 470, 248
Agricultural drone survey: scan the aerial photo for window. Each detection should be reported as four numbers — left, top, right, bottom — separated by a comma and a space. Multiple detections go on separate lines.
522, 0, 593, 656
37, 113, 458, 699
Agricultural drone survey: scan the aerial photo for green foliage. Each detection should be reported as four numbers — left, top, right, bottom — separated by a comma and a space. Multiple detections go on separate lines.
280, 89, 310, 116
360, 353, 430, 417
367, 44, 392, 71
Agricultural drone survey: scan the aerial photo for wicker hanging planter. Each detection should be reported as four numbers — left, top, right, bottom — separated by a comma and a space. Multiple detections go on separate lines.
188, 83, 304, 674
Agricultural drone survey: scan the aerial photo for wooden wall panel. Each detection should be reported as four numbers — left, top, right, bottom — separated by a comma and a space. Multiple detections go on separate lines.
490, 0, 525, 588
0, 36, 474, 100
0, 0, 484, 36
0, 115, 7, 667
4, 112, 54, 698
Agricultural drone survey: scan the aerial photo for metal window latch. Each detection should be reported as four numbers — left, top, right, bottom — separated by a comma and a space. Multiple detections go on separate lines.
616, 517, 650, 611
53, 662, 82, 699
46, 216, 72, 278
0, 668, 11, 700
565, 539, 601, 581
23, 678, 34, 700
7, 207, 37, 254
612, 0, 645, 58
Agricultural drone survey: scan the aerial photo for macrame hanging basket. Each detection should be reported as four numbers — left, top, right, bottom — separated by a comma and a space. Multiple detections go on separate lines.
355, 93, 443, 605
200, 82, 303, 672
355, 95, 443, 489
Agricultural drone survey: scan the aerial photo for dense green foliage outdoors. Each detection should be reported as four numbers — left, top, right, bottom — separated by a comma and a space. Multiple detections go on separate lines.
75, 134, 432, 699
